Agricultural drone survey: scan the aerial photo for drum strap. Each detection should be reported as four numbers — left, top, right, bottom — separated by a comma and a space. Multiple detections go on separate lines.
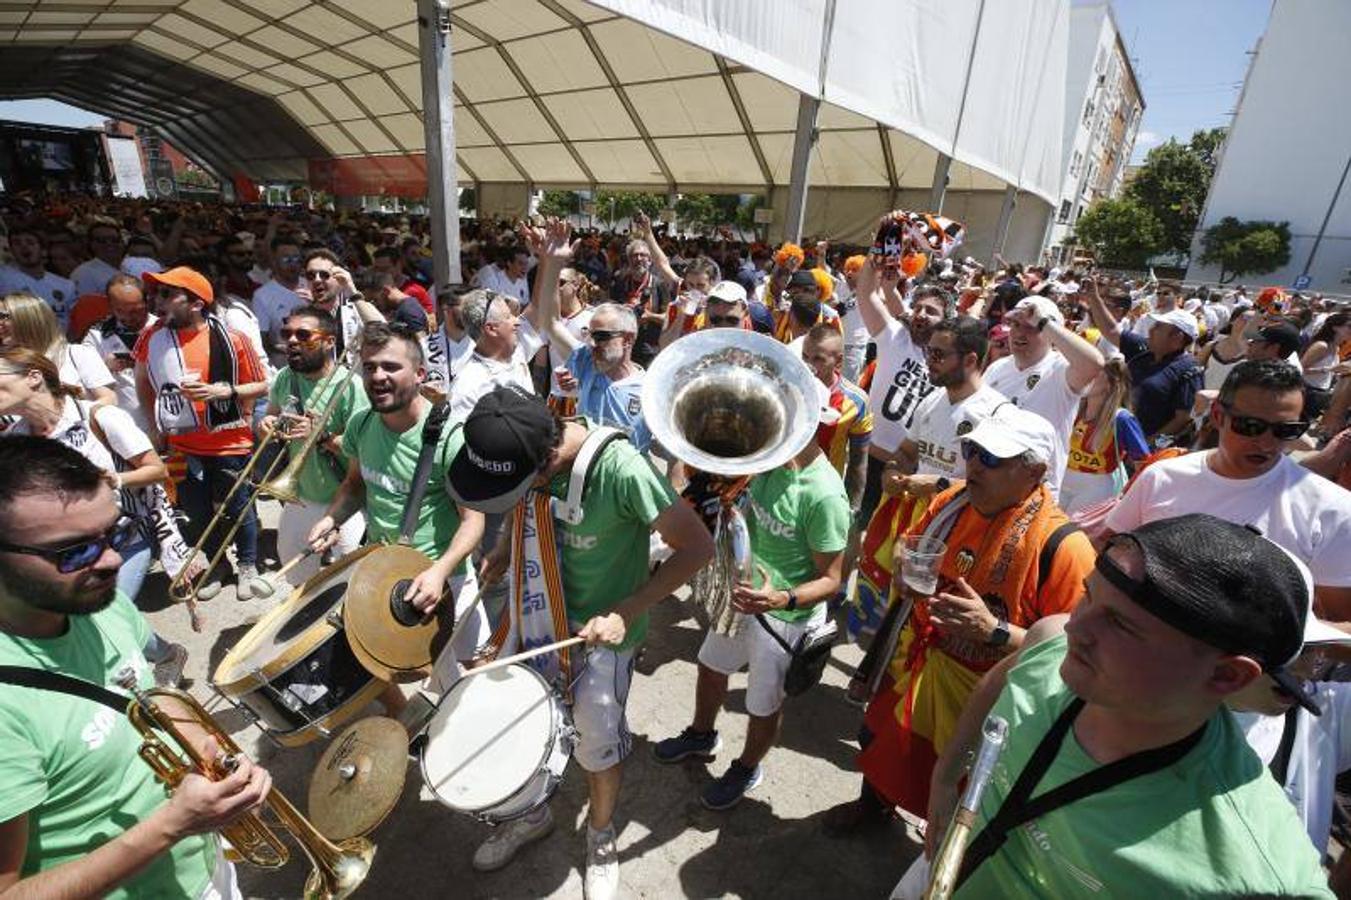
552, 427, 626, 526
0, 666, 129, 714
398, 401, 453, 543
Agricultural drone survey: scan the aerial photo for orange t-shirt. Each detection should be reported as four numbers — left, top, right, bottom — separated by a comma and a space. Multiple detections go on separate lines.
133, 322, 264, 456
66, 293, 110, 342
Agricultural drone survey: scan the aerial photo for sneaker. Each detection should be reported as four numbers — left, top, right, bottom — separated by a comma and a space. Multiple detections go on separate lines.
652, 727, 721, 764
152, 643, 189, 688
471, 806, 553, 872
583, 825, 620, 900
238, 565, 274, 600
701, 760, 763, 810
195, 577, 224, 602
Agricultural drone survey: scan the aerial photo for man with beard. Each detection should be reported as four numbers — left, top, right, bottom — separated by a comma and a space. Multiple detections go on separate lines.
302, 249, 383, 364
748, 244, 801, 335
776, 268, 842, 345
82, 274, 154, 431
251, 236, 306, 370
0, 226, 75, 330
133, 266, 271, 601
308, 323, 490, 689
609, 213, 678, 367
422, 286, 475, 402
70, 220, 125, 298
530, 221, 651, 452
0, 437, 271, 898
259, 306, 367, 587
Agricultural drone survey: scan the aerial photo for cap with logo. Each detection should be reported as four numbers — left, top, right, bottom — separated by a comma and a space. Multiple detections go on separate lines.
446, 386, 556, 514
961, 402, 1057, 469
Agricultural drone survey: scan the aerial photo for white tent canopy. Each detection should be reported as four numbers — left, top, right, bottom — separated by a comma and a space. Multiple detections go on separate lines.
0, 0, 1069, 251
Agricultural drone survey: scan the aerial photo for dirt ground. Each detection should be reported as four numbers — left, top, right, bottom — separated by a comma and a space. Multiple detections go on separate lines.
144, 500, 921, 899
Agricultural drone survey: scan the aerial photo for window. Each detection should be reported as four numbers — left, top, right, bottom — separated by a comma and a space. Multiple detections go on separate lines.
1070, 150, 1082, 177
1058, 200, 1072, 223
1083, 99, 1095, 124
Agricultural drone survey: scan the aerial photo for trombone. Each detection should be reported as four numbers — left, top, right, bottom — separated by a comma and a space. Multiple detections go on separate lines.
115, 667, 374, 899
169, 365, 360, 604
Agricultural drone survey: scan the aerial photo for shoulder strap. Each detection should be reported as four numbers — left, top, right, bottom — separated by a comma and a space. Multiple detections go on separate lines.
552, 426, 626, 526
1268, 707, 1300, 786
753, 613, 798, 656
0, 665, 128, 714
397, 402, 454, 543
1037, 521, 1083, 590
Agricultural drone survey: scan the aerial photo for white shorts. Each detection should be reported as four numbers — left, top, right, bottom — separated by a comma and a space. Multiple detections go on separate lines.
276, 498, 364, 587
428, 569, 492, 693
569, 645, 636, 773
198, 841, 242, 900
698, 606, 828, 717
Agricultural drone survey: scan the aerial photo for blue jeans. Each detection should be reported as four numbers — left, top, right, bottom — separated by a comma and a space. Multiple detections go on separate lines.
116, 539, 153, 605
179, 453, 258, 576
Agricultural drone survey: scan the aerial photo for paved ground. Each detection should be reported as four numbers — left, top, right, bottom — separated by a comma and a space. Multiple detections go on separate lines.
143, 500, 920, 899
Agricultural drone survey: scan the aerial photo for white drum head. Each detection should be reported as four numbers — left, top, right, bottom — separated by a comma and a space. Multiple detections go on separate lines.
422, 665, 554, 811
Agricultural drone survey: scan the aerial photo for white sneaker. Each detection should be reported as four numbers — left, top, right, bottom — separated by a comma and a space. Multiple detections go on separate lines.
238, 565, 274, 600
584, 825, 620, 900
471, 806, 553, 872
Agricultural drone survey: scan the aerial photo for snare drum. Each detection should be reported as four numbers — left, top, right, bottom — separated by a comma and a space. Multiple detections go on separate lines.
419, 664, 573, 824
214, 547, 386, 747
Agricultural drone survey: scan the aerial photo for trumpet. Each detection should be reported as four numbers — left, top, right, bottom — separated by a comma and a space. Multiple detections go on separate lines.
924, 714, 1009, 900
169, 365, 359, 604
115, 667, 374, 899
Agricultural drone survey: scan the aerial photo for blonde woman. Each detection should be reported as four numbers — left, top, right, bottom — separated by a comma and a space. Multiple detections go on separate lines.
0, 291, 116, 405
1059, 357, 1150, 514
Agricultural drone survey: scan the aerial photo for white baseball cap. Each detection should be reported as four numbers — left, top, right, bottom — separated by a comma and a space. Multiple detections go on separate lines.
1012, 295, 1064, 326
962, 403, 1057, 470
1152, 309, 1199, 341
708, 280, 747, 305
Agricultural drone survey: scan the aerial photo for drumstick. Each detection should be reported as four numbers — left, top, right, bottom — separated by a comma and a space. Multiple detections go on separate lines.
461, 636, 586, 678
271, 546, 318, 584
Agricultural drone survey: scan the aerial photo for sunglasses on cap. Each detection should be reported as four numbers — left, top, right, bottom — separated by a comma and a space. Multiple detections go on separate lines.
280, 326, 328, 342
960, 440, 1010, 469
306, 269, 332, 281
1221, 403, 1308, 441
0, 516, 140, 574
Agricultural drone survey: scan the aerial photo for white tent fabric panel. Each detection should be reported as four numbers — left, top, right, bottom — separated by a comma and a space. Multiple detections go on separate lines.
545, 89, 641, 141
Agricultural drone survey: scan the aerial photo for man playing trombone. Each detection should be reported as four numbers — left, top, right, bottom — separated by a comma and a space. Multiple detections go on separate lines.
258, 305, 367, 588
0, 437, 271, 898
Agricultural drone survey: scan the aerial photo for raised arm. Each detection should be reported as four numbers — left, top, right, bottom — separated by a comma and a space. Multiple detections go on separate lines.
1083, 277, 1123, 347
635, 212, 679, 287
521, 219, 583, 354
855, 255, 898, 339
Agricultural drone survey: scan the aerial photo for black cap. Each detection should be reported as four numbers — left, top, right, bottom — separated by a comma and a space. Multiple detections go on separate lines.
787, 269, 818, 291
446, 386, 556, 514
1098, 514, 1320, 715
1252, 322, 1301, 358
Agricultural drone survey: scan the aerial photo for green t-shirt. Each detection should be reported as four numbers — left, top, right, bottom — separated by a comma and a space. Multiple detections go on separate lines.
956, 633, 1333, 899
268, 364, 367, 504
744, 454, 850, 623
0, 592, 217, 898
345, 404, 469, 574
545, 426, 676, 650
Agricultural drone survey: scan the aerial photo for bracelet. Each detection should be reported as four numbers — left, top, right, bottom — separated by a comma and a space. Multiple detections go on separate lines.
785, 590, 799, 611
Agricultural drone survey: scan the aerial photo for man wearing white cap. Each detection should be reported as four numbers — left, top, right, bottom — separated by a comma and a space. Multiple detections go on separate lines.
981, 294, 1105, 498
828, 402, 1095, 835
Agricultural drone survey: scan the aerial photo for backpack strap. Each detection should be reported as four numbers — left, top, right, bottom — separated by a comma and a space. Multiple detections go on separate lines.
0, 666, 129, 714
552, 426, 626, 526
1037, 521, 1083, 593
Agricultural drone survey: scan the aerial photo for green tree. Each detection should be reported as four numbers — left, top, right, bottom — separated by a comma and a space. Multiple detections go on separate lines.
458, 187, 476, 214
592, 190, 664, 229
1073, 196, 1165, 268
536, 189, 578, 219
1123, 127, 1226, 256
1198, 217, 1292, 284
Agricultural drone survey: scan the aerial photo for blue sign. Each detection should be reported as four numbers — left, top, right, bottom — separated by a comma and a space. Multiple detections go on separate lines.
1293, 274, 1312, 290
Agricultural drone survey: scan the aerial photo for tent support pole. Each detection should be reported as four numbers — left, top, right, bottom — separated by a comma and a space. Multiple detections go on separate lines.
993, 185, 1018, 261
418, 0, 461, 287
929, 153, 952, 213
783, 93, 820, 244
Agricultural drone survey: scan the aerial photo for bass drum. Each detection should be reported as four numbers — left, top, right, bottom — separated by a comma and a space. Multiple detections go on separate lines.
420, 664, 573, 824
214, 546, 385, 747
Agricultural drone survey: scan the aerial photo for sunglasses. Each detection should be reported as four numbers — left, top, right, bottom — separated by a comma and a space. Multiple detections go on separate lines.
707, 315, 741, 327
278, 254, 303, 265
156, 286, 186, 300
306, 269, 332, 281
1221, 404, 1308, 441
960, 440, 1010, 468
589, 329, 624, 343
0, 516, 140, 573
280, 327, 327, 342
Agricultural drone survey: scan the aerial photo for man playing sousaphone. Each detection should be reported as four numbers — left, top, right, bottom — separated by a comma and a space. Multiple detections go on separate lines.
827, 403, 1095, 836
444, 386, 712, 900
306, 322, 490, 694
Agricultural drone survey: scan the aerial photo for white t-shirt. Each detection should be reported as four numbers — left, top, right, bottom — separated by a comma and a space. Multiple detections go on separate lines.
10, 398, 152, 475
472, 264, 531, 306
0, 266, 75, 328
59, 344, 116, 396
423, 326, 475, 391
82, 318, 153, 430
1105, 452, 1351, 587
218, 299, 274, 384
70, 258, 120, 297
548, 307, 593, 399
448, 319, 546, 422
983, 351, 1085, 497
251, 279, 305, 365
1234, 683, 1351, 854
866, 319, 932, 455
909, 383, 1007, 478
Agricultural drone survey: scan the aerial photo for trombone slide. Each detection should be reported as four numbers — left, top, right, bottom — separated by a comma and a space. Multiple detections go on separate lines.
923, 714, 1009, 900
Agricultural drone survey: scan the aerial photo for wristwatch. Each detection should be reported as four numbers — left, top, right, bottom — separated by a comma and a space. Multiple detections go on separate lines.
784, 590, 799, 611
988, 618, 1011, 647
935, 476, 952, 493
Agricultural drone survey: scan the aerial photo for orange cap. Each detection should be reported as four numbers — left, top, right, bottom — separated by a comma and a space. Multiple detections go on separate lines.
143, 266, 214, 305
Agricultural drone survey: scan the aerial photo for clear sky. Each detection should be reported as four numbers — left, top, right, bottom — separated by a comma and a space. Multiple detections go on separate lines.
0, 98, 105, 130
1109, 0, 1273, 162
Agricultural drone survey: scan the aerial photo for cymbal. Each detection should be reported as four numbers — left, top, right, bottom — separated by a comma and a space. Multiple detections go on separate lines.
308, 716, 409, 841
344, 544, 455, 683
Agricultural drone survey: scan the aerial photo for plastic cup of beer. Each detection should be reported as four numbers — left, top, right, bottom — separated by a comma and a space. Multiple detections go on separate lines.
182, 368, 202, 387
897, 535, 946, 597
